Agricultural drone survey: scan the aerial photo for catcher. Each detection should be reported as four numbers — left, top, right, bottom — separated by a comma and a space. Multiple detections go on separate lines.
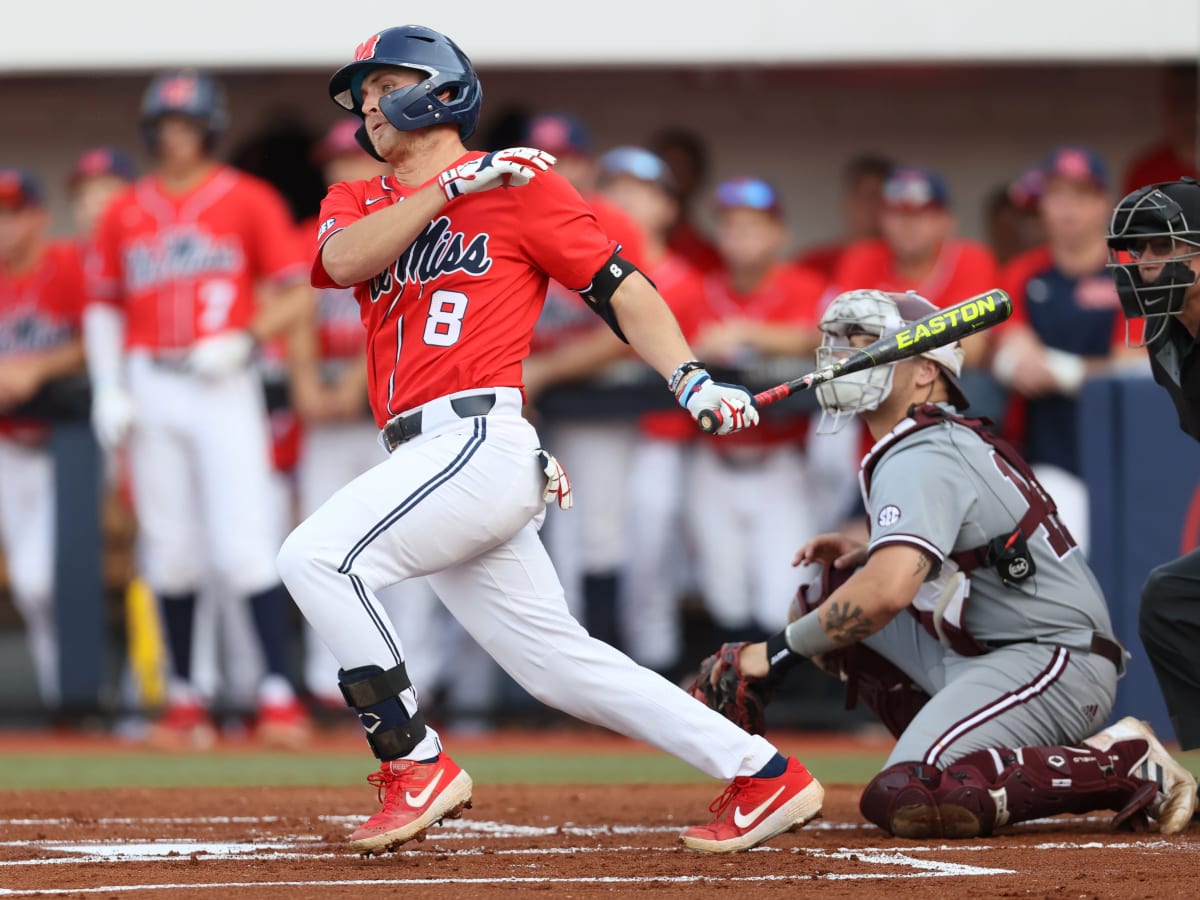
690, 288, 1198, 838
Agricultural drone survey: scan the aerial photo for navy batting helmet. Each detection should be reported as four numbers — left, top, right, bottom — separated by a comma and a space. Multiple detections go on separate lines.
140, 70, 228, 152
329, 25, 482, 159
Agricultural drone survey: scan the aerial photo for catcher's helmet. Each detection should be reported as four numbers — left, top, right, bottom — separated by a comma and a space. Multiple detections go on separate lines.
815, 290, 968, 434
140, 70, 228, 152
329, 25, 482, 160
1107, 178, 1200, 346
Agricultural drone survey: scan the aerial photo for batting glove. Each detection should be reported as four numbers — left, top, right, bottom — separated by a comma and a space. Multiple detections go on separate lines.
535, 448, 573, 510
438, 148, 556, 201
91, 383, 136, 450
676, 370, 759, 436
186, 330, 255, 381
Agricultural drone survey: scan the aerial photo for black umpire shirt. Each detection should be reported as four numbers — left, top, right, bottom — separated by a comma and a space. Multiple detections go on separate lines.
1148, 316, 1200, 442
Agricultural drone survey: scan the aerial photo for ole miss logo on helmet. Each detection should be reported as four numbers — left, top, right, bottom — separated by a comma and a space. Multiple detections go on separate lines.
159, 75, 199, 107
354, 34, 381, 61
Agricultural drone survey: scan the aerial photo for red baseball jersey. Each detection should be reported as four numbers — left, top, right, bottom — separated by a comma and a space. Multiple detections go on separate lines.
1, 240, 86, 437
794, 239, 847, 281
638, 253, 707, 441
678, 263, 826, 449
668, 219, 723, 274
311, 153, 619, 426
89, 166, 307, 350
528, 191, 645, 354
832, 238, 999, 311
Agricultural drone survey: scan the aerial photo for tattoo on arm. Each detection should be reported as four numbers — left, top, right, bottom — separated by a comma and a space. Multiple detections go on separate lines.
821, 601, 875, 646
913, 553, 931, 577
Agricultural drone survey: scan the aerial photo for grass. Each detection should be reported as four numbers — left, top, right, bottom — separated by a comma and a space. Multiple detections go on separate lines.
0, 750, 890, 791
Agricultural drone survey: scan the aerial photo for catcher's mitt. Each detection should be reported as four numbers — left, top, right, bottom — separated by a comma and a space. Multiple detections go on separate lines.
686, 642, 778, 735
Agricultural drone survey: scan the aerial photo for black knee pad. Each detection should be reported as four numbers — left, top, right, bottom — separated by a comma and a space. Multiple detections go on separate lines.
339, 663, 427, 760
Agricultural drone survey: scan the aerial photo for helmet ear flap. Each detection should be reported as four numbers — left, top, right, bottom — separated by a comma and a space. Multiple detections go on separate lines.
354, 125, 385, 163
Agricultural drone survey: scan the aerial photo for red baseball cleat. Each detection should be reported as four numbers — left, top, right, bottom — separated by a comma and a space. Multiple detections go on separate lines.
350, 755, 474, 854
255, 697, 313, 750
144, 699, 218, 751
680, 757, 824, 853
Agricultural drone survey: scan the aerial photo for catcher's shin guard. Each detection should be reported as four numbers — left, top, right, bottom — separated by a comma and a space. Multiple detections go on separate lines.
861, 742, 1160, 839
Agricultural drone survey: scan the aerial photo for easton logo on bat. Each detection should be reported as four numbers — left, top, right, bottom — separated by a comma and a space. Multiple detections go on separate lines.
893, 292, 1004, 351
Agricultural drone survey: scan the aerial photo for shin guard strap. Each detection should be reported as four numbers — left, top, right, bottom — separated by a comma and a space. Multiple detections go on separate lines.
339, 663, 412, 708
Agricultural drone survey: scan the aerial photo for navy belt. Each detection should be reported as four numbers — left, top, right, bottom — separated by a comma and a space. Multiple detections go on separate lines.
382, 393, 496, 452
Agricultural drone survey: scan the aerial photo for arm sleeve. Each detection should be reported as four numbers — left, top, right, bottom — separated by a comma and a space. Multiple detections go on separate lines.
311, 183, 366, 289
866, 444, 976, 570
519, 171, 619, 291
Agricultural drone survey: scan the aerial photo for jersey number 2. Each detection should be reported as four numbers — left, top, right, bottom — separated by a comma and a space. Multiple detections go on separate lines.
423, 290, 468, 347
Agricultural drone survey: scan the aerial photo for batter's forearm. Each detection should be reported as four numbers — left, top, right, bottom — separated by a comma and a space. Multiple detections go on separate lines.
609, 274, 696, 380
321, 186, 448, 287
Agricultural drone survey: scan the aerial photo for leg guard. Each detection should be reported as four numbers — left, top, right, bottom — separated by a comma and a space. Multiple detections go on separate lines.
860, 762, 950, 838
793, 564, 930, 739
339, 663, 427, 761
951, 742, 1158, 831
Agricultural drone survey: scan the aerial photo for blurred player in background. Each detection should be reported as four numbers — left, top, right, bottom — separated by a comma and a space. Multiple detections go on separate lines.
834, 165, 1003, 418
1121, 64, 1198, 194
993, 146, 1141, 553
795, 154, 893, 280
83, 70, 311, 747
519, 112, 645, 647
596, 146, 705, 677
0, 168, 87, 709
649, 129, 722, 273
690, 288, 1197, 838
687, 177, 826, 641
68, 148, 138, 238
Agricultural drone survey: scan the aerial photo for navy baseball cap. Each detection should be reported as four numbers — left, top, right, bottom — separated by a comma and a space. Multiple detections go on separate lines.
69, 147, 137, 188
714, 176, 783, 218
0, 168, 44, 210
1037, 145, 1110, 192
599, 146, 675, 193
524, 113, 593, 157
883, 166, 951, 210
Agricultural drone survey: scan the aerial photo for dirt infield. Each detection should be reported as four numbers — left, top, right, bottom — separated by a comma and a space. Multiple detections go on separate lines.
1, 783, 1197, 898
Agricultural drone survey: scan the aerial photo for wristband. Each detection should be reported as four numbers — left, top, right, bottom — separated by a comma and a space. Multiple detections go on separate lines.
1044, 348, 1087, 396
668, 359, 705, 394
764, 631, 805, 679
675, 370, 710, 407
783, 612, 838, 658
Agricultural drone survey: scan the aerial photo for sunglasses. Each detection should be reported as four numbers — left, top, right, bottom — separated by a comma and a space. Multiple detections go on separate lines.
1127, 236, 1180, 260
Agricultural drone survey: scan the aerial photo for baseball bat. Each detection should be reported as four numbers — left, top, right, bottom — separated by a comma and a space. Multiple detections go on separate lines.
696, 288, 1013, 434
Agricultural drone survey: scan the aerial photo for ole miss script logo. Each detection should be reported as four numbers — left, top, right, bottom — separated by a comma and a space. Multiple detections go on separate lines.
368, 216, 492, 304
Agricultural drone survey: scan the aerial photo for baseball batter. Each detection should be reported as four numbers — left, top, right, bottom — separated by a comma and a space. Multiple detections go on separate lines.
0, 168, 88, 708
690, 288, 1198, 837
83, 70, 312, 744
276, 24, 824, 855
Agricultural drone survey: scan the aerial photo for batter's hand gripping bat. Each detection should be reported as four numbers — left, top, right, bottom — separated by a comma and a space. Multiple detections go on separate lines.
696, 289, 1013, 434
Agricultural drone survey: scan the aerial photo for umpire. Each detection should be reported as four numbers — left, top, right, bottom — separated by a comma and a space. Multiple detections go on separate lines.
1107, 176, 1200, 749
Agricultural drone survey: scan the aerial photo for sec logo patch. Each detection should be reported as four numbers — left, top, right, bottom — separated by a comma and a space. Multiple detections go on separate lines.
877, 505, 901, 527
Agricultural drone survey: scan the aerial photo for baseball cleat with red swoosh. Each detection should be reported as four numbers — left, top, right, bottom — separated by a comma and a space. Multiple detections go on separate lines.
350, 755, 474, 854
680, 757, 824, 853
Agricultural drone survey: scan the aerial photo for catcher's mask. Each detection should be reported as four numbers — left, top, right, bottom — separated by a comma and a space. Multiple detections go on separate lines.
815, 289, 967, 434
1106, 178, 1200, 347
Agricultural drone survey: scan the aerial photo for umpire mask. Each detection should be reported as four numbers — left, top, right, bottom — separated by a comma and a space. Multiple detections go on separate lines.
1107, 180, 1200, 347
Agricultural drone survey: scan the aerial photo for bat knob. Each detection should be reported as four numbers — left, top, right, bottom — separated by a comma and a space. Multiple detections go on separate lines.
697, 408, 722, 434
